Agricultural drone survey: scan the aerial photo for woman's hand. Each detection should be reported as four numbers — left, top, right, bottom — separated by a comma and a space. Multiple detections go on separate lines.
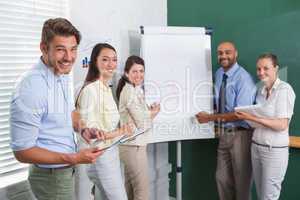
120, 122, 135, 136
150, 103, 160, 119
105, 123, 135, 139
234, 111, 255, 121
81, 128, 106, 144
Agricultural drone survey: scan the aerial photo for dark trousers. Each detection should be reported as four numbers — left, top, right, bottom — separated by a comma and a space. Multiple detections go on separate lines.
216, 129, 253, 200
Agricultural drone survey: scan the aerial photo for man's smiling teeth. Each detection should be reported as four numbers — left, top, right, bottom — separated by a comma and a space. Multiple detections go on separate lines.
59, 62, 71, 67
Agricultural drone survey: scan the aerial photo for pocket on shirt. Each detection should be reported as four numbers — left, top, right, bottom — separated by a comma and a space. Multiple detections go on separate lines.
226, 87, 236, 108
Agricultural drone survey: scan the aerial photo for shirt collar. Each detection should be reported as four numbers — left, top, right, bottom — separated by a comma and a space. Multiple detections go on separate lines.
134, 84, 144, 95
99, 79, 111, 92
135, 84, 143, 90
126, 82, 144, 92
221, 62, 240, 78
36, 58, 70, 89
261, 78, 281, 95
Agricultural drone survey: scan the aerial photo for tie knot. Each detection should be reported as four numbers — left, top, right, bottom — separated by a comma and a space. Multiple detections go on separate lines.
222, 74, 228, 81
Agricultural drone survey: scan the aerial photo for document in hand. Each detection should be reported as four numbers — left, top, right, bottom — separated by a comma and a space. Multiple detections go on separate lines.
234, 104, 266, 128
90, 128, 149, 151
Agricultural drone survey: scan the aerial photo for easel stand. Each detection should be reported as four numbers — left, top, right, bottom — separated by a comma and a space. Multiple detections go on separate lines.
176, 141, 182, 200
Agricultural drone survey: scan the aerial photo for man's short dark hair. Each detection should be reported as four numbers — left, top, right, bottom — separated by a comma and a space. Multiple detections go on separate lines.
41, 18, 81, 47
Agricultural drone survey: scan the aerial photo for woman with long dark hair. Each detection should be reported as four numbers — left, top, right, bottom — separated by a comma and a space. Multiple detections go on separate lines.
117, 55, 160, 200
76, 43, 132, 200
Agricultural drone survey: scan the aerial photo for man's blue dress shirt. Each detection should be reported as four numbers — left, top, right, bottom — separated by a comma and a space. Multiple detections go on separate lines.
214, 62, 256, 128
10, 59, 76, 168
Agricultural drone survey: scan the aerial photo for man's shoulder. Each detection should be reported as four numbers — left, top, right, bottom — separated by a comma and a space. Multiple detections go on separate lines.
214, 67, 223, 80
234, 64, 254, 81
215, 67, 223, 74
237, 64, 251, 74
13, 66, 48, 99
11, 67, 48, 112
24, 72, 47, 88
22, 67, 46, 83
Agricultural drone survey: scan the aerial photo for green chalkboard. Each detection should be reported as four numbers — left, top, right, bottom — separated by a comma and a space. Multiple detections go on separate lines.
168, 0, 300, 199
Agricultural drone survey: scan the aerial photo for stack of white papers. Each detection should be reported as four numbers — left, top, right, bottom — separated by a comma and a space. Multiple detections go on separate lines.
234, 104, 265, 128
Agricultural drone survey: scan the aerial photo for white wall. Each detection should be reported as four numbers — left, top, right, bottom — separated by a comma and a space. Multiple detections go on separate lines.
70, 0, 167, 85
0, 1, 168, 200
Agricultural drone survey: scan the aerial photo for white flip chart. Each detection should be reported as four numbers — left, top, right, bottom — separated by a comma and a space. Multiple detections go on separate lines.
130, 26, 215, 143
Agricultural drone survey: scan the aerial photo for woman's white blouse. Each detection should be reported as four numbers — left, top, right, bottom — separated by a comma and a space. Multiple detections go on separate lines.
252, 78, 296, 146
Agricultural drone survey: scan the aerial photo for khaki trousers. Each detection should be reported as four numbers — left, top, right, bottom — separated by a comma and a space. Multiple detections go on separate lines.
28, 165, 74, 200
119, 145, 149, 200
216, 129, 253, 200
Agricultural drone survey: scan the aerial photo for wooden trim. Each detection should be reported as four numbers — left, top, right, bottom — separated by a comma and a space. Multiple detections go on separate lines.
289, 136, 300, 148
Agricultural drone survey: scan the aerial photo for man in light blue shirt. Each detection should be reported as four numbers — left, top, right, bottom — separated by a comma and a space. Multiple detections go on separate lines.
196, 42, 256, 200
10, 18, 103, 200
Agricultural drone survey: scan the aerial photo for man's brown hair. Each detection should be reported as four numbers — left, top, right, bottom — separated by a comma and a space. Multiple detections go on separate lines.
41, 18, 81, 47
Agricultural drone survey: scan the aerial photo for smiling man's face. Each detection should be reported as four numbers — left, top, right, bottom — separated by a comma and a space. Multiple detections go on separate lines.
41, 35, 78, 75
217, 42, 238, 71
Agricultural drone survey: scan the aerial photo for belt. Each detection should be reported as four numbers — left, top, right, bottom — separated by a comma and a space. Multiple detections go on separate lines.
222, 126, 249, 132
34, 164, 74, 172
252, 140, 288, 148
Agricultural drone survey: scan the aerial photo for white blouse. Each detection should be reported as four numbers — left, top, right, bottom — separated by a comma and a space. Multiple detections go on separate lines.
252, 78, 296, 147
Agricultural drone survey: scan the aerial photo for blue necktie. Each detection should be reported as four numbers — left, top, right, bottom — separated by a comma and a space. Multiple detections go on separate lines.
218, 74, 228, 113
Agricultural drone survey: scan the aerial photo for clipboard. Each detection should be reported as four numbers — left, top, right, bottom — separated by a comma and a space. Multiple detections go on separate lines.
90, 128, 149, 151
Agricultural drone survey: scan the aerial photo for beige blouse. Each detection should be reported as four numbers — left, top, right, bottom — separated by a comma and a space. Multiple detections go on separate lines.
77, 80, 120, 148
119, 83, 152, 146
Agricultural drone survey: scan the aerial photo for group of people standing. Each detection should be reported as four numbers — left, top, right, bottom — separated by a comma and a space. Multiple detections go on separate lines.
9, 17, 295, 200
196, 42, 295, 200
10, 18, 159, 200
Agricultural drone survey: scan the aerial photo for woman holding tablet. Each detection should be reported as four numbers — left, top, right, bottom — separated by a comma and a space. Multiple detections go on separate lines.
76, 43, 133, 200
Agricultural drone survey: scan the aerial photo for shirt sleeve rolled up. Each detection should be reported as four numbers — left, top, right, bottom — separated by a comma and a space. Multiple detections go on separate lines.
10, 76, 46, 151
